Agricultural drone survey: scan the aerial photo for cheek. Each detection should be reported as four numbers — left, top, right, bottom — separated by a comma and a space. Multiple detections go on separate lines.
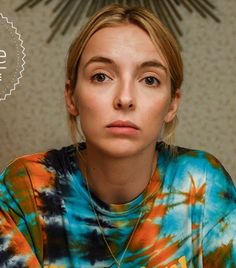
77, 91, 108, 126
144, 101, 171, 139
76, 86, 96, 113
76, 81, 110, 111
144, 96, 171, 121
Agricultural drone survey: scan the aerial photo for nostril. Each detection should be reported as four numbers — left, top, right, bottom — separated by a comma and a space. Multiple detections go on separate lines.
113, 97, 135, 109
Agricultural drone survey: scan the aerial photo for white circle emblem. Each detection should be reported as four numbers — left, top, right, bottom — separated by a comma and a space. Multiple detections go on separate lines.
0, 13, 26, 101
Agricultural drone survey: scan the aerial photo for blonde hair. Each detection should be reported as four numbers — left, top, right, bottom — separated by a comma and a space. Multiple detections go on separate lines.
65, 4, 183, 147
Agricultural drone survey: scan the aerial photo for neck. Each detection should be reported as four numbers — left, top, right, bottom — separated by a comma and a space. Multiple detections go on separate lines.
79, 143, 157, 204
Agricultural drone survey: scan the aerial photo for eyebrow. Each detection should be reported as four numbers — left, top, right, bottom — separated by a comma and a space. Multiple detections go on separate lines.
84, 56, 113, 69
83, 56, 168, 74
140, 60, 168, 73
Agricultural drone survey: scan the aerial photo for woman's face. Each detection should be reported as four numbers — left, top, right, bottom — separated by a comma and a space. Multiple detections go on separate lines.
67, 24, 180, 158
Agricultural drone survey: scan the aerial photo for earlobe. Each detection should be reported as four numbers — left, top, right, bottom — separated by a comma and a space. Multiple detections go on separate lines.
164, 90, 181, 123
64, 80, 79, 116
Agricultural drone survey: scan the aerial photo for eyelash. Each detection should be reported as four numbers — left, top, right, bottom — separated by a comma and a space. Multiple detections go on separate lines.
91, 72, 110, 83
90, 72, 160, 87
143, 76, 160, 87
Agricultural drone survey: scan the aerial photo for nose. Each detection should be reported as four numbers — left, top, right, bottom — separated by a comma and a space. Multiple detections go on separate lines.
113, 80, 136, 111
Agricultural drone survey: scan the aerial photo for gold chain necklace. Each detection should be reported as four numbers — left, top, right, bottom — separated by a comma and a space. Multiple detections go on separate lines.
83, 166, 144, 268
77, 150, 157, 267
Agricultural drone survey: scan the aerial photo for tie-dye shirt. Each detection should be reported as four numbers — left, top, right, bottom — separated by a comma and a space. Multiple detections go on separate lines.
0, 142, 235, 268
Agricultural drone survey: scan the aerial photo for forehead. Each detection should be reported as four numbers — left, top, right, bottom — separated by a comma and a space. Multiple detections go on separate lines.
80, 24, 167, 67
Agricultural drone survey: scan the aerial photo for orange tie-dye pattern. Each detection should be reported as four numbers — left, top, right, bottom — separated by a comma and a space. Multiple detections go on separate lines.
183, 174, 206, 205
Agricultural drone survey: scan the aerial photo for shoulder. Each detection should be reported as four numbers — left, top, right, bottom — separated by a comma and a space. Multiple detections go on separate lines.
157, 143, 235, 205
0, 144, 77, 202
158, 142, 232, 180
0, 143, 78, 178
172, 144, 235, 202
1, 151, 52, 186
0, 152, 46, 186
0, 153, 49, 209
172, 144, 234, 188
162, 143, 235, 221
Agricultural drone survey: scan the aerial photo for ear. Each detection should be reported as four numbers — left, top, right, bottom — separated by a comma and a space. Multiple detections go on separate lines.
64, 80, 79, 116
164, 90, 181, 123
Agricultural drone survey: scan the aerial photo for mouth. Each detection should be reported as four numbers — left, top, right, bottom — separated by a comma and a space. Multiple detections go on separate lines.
106, 120, 140, 136
106, 120, 140, 130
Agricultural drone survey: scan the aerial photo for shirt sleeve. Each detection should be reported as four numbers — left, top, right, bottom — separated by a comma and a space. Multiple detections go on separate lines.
0, 158, 42, 267
202, 153, 236, 267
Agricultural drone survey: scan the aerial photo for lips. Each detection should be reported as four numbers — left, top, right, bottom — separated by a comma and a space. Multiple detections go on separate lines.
106, 120, 139, 130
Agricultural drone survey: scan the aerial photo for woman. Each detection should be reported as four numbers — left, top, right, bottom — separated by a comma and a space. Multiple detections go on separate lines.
0, 4, 235, 268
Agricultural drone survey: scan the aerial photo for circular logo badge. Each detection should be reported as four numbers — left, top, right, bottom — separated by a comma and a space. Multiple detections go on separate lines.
0, 13, 26, 101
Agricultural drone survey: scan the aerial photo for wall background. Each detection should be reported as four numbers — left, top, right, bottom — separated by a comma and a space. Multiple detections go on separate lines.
0, 0, 235, 180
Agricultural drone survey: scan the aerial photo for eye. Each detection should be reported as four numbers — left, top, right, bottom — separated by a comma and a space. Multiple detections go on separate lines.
91, 73, 111, 83
144, 76, 160, 86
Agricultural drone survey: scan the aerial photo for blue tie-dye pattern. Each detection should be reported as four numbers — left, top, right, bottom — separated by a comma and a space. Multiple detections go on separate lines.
0, 144, 235, 267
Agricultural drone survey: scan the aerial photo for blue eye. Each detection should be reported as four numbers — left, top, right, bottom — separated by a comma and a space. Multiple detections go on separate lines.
144, 76, 160, 86
91, 73, 110, 82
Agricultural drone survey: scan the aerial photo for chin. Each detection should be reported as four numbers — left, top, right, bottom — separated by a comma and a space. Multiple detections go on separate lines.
90, 138, 154, 159
105, 147, 139, 158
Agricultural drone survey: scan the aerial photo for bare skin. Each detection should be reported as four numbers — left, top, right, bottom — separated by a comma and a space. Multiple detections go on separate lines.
65, 24, 180, 204
78, 141, 157, 204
